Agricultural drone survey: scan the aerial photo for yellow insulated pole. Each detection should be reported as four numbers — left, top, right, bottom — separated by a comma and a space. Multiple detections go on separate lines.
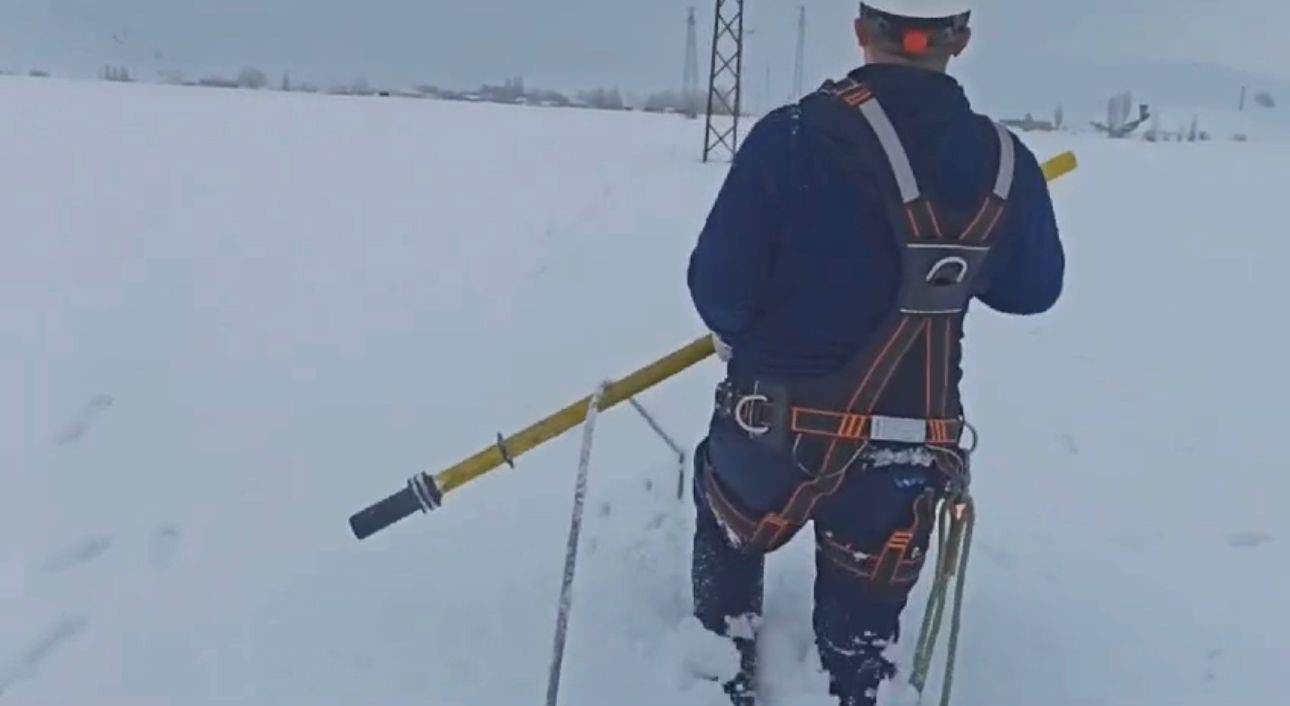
348, 335, 715, 539
348, 150, 1078, 540
1042, 150, 1078, 182
438, 335, 714, 495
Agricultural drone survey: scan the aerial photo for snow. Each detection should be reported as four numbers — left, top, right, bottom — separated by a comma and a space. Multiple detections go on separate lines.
2, 74, 1287, 706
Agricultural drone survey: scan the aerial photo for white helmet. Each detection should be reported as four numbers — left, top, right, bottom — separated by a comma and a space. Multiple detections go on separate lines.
860, 1, 973, 19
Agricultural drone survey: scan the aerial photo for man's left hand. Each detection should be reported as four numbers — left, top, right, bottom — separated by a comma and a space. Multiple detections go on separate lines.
712, 333, 733, 362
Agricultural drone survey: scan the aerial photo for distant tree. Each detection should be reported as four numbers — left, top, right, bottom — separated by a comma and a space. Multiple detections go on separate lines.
28, 69, 50, 78
1092, 91, 1149, 138
281, 72, 291, 92
642, 89, 682, 113
158, 70, 186, 85
1254, 91, 1276, 109
643, 89, 702, 114
479, 77, 527, 103
1144, 111, 1162, 142
330, 77, 373, 95
198, 76, 239, 88
101, 64, 132, 82
500, 76, 524, 100
238, 67, 268, 89
577, 87, 625, 110
1109, 91, 1131, 131
528, 88, 572, 107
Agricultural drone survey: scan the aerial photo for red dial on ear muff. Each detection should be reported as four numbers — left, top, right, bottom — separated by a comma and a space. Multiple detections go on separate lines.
903, 30, 930, 54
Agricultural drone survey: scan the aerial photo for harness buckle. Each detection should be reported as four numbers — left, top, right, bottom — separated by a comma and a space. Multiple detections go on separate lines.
715, 380, 774, 438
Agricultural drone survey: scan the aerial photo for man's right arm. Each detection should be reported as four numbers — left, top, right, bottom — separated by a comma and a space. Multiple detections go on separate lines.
977, 139, 1066, 315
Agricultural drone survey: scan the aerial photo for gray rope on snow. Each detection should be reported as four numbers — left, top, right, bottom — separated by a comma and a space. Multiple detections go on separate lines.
545, 381, 610, 706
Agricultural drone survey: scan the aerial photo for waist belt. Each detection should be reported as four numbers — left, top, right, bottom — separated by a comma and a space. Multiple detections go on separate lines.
715, 379, 965, 446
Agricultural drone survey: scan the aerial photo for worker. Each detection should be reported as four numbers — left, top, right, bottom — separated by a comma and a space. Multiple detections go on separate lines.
685, 2, 1066, 704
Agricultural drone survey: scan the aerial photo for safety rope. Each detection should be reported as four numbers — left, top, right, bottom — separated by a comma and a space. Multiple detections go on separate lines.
909, 494, 976, 706
545, 382, 610, 706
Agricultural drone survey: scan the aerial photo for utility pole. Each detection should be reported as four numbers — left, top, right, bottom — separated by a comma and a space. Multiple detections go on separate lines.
684, 7, 701, 118
703, 0, 746, 162
793, 5, 806, 99
763, 65, 772, 114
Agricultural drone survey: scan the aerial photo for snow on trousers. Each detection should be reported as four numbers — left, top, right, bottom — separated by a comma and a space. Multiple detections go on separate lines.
691, 433, 940, 702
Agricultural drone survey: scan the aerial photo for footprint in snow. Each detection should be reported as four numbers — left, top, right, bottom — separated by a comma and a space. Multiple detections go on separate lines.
42, 536, 113, 574
53, 393, 114, 446
1228, 530, 1273, 548
0, 615, 91, 695
977, 543, 1019, 571
1058, 433, 1079, 456
1204, 648, 1224, 682
149, 524, 182, 569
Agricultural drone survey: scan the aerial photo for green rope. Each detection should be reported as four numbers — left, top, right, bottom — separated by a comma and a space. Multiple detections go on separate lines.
909, 495, 976, 706
911, 503, 952, 687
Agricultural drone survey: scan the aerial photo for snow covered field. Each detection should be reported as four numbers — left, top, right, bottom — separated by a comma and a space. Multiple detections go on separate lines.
1, 75, 1286, 706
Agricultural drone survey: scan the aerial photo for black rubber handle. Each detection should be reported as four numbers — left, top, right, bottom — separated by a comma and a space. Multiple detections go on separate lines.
349, 486, 424, 540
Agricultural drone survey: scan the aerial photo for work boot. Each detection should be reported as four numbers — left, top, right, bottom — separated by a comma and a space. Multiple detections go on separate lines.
826, 655, 894, 706
722, 635, 757, 706
829, 681, 877, 706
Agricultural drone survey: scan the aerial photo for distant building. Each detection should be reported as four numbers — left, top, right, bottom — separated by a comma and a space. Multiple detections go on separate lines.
1001, 113, 1058, 132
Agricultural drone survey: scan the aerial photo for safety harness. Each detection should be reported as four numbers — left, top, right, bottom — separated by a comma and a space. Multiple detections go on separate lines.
704, 75, 1016, 561
702, 75, 1017, 706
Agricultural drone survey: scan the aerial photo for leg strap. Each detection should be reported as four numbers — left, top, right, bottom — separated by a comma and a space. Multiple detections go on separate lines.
701, 452, 863, 554
816, 489, 937, 595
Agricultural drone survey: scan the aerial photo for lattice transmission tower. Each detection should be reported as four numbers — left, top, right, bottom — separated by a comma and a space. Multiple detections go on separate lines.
702, 0, 745, 163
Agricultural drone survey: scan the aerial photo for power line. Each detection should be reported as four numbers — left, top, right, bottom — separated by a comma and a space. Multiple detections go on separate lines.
793, 5, 806, 99
684, 7, 701, 119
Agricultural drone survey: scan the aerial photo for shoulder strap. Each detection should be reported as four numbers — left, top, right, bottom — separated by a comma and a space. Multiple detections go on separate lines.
957, 122, 1016, 244
991, 122, 1017, 201
854, 94, 922, 205
815, 77, 930, 243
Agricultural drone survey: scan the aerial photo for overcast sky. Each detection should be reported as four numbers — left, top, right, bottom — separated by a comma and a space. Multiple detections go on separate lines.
2, 0, 1287, 106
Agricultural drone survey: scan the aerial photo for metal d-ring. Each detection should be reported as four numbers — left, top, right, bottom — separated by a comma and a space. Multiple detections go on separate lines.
734, 394, 770, 437
960, 420, 979, 454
